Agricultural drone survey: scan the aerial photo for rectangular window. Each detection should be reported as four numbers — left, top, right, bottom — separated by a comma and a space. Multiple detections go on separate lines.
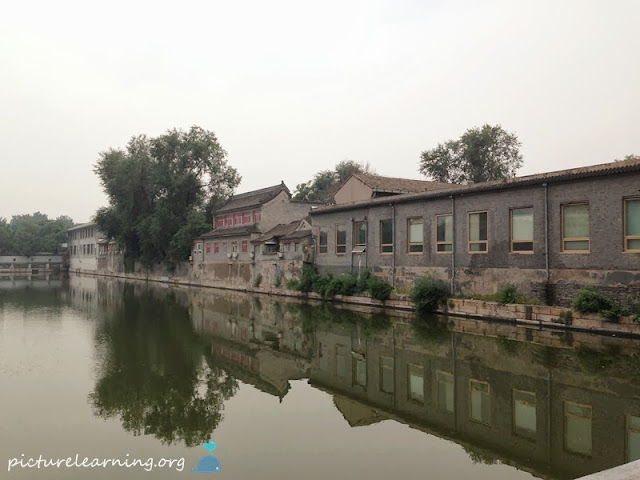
564, 401, 592, 455
562, 203, 590, 252
295, 243, 301, 253
353, 221, 367, 251
214, 242, 219, 254
336, 224, 346, 254
319, 227, 328, 254
627, 415, 640, 461
469, 380, 490, 425
318, 342, 329, 371
283, 243, 290, 253
231, 241, 237, 253
216, 218, 224, 228
222, 242, 227, 253
205, 243, 211, 254
242, 240, 248, 253
625, 198, 640, 252
253, 210, 261, 223
437, 371, 454, 413
513, 389, 536, 438
436, 214, 453, 253
511, 208, 534, 253
380, 220, 393, 254
468, 212, 488, 252
234, 214, 241, 225
408, 363, 424, 403
243, 212, 251, 224
224, 215, 233, 226
335, 345, 348, 378
380, 356, 394, 393
408, 218, 424, 253
354, 358, 367, 387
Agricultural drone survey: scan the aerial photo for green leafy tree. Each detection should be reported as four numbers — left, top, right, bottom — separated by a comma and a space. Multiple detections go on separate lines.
293, 160, 374, 202
419, 124, 523, 184
0, 213, 74, 255
94, 126, 241, 267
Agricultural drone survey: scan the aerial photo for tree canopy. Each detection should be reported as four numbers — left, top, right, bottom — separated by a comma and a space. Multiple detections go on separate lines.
419, 124, 523, 184
93, 126, 240, 267
0, 213, 74, 255
292, 160, 374, 203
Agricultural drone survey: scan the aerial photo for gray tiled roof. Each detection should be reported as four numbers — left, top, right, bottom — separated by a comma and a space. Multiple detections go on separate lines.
215, 183, 290, 214
200, 225, 260, 239
314, 159, 640, 215
353, 173, 455, 194
251, 223, 298, 243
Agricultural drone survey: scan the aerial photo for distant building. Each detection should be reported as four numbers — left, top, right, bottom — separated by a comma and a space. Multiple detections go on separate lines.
67, 222, 104, 273
192, 182, 318, 284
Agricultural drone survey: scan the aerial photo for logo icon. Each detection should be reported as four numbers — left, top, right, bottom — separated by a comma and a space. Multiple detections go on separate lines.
192, 441, 221, 473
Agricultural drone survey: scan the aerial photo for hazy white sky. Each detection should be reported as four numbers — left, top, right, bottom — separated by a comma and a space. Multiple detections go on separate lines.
1, 0, 639, 223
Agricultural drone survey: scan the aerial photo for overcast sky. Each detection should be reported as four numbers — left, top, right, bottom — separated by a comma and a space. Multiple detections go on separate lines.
1, 0, 639, 223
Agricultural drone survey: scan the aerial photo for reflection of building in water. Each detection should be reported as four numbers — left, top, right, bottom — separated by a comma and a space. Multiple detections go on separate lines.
190, 291, 312, 400
67, 274, 124, 318
309, 320, 640, 480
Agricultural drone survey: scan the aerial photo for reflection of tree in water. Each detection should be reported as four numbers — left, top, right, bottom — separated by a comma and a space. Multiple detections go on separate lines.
89, 285, 238, 446
286, 302, 392, 335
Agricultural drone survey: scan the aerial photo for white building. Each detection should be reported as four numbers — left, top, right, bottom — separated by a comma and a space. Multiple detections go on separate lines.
67, 222, 104, 272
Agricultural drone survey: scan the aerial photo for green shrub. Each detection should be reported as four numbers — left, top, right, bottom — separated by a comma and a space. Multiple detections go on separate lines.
574, 287, 626, 320
273, 273, 282, 288
410, 275, 449, 313
325, 273, 358, 297
367, 275, 393, 301
297, 264, 319, 292
496, 284, 520, 305
286, 279, 300, 290
252, 274, 262, 287
356, 270, 372, 292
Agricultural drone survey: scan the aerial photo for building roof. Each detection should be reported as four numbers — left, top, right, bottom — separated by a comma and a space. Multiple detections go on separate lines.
215, 182, 290, 214
351, 173, 455, 194
199, 225, 260, 239
313, 159, 640, 215
281, 228, 312, 241
251, 222, 299, 244
68, 221, 95, 231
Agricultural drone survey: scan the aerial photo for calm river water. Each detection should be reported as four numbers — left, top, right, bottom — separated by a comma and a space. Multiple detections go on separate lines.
1, 274, 640, 479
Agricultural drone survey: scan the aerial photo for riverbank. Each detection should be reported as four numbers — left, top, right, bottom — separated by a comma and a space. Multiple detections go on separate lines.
68, 268, 640, 337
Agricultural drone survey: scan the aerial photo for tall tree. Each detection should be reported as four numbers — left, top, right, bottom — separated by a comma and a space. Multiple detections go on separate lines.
293, 160, 374, 203
419, 124, 523, 184
94, 126, 241, 267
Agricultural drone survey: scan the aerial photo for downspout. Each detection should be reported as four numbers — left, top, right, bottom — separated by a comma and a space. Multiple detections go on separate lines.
364, 215, 368, 271
450, 195, 456, 296
543, 183, 549, 281
391, 204, 396, 288
350, 217, 355, 274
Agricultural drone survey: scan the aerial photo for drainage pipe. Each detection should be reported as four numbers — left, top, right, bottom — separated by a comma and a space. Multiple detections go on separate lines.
391, 204, 396, 287
543, 183, 549, 281
450, 195, 456, 296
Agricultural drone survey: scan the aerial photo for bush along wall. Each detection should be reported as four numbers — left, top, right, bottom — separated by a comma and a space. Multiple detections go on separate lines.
287, 266, 393, 301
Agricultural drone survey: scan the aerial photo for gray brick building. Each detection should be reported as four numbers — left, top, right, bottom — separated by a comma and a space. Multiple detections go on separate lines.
310, 159, 640, 304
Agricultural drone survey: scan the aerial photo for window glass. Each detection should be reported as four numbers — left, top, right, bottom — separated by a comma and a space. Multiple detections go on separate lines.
319, 228, 328, 254
436, 215, 453, 252
380, 220, 393, 253
626, 199, 640, 251
336, 225, 346, 254
512, 208, 534, 252
563, 204, 590, 251
408, 219, 423, 253
354, 358, 367, 387
380, 356, 394, 393
354, 221, 367, 246
628, 415, 640, 461
469, 212, 488, 252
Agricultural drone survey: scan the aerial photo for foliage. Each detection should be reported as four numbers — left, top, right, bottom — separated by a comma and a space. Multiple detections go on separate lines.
288, 266, 392, 301
410, 275, 449, 313
286, 302, 392, 336
0, 212, 74, 255
292, 160, 374, 202
273, 272, 282, 288
497, 336, 521, 356
573, 287, 627, 321
419, 124, 522, 184
496, 284, 520, 305
367, 275, 393, 301
93, 126, 240, 267
252, 274, 262, 287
